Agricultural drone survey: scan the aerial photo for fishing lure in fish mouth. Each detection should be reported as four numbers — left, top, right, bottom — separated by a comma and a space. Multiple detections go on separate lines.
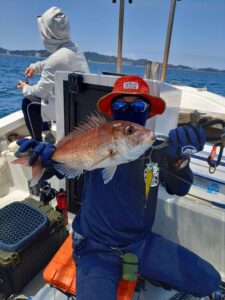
144, 161, 160, 206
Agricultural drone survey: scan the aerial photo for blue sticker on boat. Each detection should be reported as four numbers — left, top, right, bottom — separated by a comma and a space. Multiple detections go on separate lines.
194, 177, 221, 194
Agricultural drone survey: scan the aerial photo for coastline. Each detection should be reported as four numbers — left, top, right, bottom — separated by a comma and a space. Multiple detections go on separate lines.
1, 52, 225, 74
0, 53, 44, 59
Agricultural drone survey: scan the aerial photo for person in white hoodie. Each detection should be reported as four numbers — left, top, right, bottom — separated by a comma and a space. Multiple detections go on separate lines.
17, 6, 89, 141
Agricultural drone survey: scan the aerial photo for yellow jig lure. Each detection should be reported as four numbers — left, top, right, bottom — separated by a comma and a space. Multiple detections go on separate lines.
144, 162, 153, 200
144, 161, 160, 207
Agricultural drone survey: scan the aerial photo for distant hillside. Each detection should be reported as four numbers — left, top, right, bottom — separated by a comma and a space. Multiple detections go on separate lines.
84, 51, 150, 67
0, 47, 48, 57
83, 52, 225, 73
1, 46, 224, 73
0, 47, 7, 54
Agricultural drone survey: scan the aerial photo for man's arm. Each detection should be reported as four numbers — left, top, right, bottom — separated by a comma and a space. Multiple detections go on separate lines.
22, 62, 55, 99
28, 60, 47, 75
163, 163, 193, 196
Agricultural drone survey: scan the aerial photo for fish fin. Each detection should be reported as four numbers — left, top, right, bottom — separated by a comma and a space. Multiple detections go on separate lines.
12, 156, 30, 166
30, 161, 46, 187
53, 163, 83, 179
102, 166, 117, 184
57, 112, 106, 148
12, 156, 46, 187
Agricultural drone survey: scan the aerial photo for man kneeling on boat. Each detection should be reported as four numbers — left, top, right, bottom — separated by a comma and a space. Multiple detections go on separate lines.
17, 75, 221, 299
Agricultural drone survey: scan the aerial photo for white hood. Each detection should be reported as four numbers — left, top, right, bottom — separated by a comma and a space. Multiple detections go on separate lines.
23, 6, 89, 122
38, 7, 71, 53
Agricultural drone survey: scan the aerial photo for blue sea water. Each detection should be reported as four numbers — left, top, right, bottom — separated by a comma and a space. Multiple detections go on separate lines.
0, 54, 225, 119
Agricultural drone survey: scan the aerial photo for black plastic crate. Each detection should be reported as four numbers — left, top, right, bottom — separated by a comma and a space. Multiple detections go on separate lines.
0, 201, 49, 252
0, 198, 68, 300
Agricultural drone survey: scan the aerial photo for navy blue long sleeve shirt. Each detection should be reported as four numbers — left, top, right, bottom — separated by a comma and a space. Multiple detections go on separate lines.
72, 144, 193, 248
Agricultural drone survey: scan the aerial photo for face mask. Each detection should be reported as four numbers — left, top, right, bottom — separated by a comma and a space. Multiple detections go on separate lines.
112, 99, 150, 126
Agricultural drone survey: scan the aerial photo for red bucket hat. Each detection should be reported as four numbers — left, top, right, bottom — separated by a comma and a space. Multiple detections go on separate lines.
97, 75, 166, 117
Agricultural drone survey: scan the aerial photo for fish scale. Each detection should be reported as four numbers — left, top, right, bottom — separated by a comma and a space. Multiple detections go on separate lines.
53, 124, 117, 167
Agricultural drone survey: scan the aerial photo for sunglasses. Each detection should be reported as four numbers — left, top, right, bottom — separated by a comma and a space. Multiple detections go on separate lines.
112, 99, 150, 113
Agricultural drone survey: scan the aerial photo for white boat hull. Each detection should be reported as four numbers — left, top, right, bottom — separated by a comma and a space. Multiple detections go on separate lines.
0, 73, 224, 299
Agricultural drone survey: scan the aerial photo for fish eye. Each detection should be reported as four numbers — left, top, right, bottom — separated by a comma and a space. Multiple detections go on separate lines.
124, 125, 135, 135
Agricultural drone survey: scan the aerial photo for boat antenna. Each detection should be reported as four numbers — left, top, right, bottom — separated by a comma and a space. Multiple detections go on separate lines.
113, 0, 133, 73
161, 0, 181, 81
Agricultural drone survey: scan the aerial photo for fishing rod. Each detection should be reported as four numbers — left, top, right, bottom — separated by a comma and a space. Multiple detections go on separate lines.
0, 78, 30, 93
189, 193, 225, 210
148, 163, 225, 210
153, 115, 225, 174
142, 115, 225, 209
0, 87, 19, 93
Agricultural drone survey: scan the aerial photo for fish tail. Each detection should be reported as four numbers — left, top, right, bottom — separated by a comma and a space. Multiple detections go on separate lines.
30, 160, 46, 187
12, 156, 46, 187
12, 156, 30, 166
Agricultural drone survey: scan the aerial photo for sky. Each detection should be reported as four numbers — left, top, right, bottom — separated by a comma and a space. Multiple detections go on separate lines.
0, 0, 225, 70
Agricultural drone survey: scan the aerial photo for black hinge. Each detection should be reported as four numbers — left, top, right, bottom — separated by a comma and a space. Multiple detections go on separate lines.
68, 73, 84, 94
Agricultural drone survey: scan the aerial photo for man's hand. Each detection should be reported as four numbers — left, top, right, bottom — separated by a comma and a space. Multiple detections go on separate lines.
16, 139, 64, 181
17, 81, 29, 91
17, 138, 56, 167
25, 66, 35, 77
165, 125, 206, 162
